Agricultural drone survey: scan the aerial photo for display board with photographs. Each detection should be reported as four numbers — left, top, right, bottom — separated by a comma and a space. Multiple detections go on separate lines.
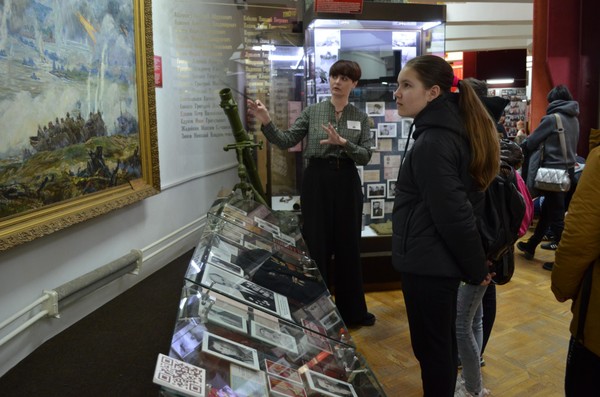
304, 24, 426, 228
357, 99, 413, 225
490, 87, 527, 138
348, 81, 415, 225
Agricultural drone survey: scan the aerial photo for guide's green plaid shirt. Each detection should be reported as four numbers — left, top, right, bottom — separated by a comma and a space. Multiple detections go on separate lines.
261, 100, 373, 166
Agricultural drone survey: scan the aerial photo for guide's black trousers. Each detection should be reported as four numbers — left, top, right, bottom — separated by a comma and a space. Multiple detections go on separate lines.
300, 157, 368, 324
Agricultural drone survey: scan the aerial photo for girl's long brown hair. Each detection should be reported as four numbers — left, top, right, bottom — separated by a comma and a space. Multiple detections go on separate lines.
404, 55, 499, 190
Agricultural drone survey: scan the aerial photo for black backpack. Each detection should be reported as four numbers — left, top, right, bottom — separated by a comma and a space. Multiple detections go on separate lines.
477, 161, 526, 284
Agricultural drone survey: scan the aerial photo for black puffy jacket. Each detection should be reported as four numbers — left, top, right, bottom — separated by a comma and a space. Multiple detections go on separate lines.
392, 93, 488, 284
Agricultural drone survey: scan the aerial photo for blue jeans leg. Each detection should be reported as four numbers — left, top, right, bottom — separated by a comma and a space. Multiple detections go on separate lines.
456, 283, 488, 393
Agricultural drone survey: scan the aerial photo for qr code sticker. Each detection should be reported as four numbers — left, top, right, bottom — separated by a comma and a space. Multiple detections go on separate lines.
153, 353, 206, 397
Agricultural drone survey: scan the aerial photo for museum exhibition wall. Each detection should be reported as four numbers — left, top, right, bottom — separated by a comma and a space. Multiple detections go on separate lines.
0, 0, 242, 377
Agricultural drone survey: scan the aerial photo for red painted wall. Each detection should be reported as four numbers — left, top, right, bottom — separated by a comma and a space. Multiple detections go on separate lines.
532, 0, 600, 157
462, 49, 527, 87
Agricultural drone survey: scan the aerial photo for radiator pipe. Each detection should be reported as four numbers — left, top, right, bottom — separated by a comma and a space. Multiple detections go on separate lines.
53, 250, 142, 308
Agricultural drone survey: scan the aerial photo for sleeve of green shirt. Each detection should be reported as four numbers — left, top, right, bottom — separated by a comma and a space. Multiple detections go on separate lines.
261, 101, 373, 165
261, 107, 310, 149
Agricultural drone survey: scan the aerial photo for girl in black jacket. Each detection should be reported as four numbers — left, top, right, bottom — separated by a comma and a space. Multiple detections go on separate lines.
392, 55, 499, 396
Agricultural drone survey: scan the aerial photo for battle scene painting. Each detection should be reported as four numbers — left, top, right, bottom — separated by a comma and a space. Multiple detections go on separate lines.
0, 0, 158, 251
0, 0, 144, 219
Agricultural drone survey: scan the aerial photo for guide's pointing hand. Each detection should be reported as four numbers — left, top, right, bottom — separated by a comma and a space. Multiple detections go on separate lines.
246, 99, 271, 125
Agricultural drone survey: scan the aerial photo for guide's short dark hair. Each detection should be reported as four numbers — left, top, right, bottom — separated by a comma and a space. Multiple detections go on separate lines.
329, 60, 361, 82
547, 84, 573, 102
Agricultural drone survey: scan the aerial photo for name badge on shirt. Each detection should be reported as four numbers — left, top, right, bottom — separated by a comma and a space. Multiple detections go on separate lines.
347, 120, 360, 130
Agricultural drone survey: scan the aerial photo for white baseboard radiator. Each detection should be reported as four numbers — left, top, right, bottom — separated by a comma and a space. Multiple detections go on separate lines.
0, 249, 142, 348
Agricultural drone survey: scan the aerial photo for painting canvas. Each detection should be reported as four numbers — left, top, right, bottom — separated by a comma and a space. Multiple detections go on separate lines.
0, 0, 158, 251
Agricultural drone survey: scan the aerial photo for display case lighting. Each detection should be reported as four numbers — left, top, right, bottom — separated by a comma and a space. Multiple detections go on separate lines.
422, 21, 442, 30
269, 55, 303, 61
251, 44, 276, 52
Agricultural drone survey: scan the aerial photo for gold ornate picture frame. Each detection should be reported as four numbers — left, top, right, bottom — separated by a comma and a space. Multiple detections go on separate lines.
0, 0, 159, 251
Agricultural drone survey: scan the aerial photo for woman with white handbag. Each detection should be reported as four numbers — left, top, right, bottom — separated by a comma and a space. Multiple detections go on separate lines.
517, 85, 579, 270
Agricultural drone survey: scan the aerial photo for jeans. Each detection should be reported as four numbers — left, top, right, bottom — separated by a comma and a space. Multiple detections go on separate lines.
480, 282, 496, 357
456, 282, 488, 394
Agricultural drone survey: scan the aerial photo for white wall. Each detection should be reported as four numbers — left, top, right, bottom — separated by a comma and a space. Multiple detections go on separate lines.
445, 2, 533, 52
0, 165, 238, 376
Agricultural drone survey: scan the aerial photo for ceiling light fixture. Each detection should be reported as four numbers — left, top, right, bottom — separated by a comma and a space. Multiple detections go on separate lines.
486, 78, 514, 85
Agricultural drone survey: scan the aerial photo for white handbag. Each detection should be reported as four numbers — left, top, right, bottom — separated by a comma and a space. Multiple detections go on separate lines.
533, 114, 571, 193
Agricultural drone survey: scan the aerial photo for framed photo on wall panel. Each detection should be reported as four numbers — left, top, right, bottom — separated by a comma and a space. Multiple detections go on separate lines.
366, 183, 385, 199
371, 199, 385, 219
377, 122, 397, 138
369, 129, 378, 149
387, 180, 397, 199
366, 101, 385, 116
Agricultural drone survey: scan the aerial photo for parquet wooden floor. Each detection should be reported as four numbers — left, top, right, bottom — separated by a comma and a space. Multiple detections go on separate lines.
350, 234, 572, 396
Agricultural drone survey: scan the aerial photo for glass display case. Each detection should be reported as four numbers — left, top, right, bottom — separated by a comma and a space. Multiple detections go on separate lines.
158, 192, 387, 397
303, 4, 445, 226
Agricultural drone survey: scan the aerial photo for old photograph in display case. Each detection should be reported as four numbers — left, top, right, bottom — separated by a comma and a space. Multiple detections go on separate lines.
200, 263, 292, 320
265, 359, 303, 385
306, 370, 358, 397
201, 332, 260, 371
250, 320, 299, 354
162, 192, 390, 396
268, 375, 307, 397
206, 302, 249, 334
